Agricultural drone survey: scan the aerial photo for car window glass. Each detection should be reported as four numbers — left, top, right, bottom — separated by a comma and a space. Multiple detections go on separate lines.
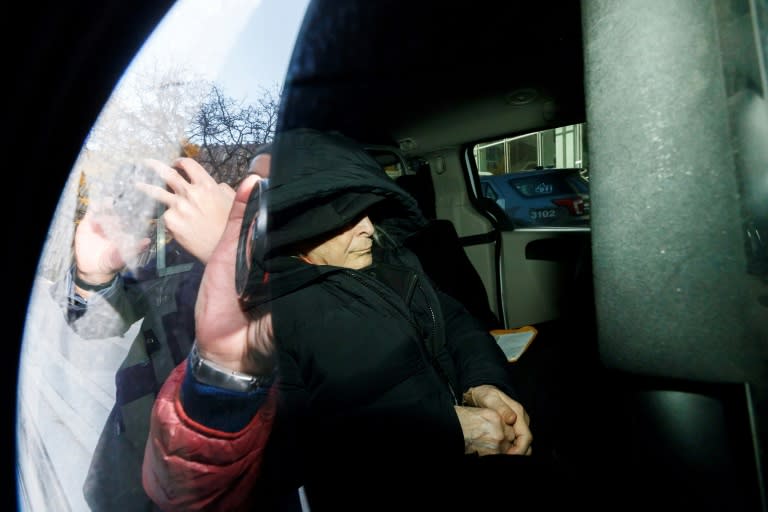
16, 1, 310, 510
472, 123, 590, 228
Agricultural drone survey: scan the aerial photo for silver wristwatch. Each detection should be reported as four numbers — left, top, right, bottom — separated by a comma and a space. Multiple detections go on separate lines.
188, 343, 273, 392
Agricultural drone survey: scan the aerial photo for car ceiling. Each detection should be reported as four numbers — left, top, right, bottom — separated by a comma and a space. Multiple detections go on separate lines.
279, 0, 587, 153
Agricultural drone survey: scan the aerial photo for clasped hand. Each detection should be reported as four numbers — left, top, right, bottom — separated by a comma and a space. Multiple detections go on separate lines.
455, 384, 533, 456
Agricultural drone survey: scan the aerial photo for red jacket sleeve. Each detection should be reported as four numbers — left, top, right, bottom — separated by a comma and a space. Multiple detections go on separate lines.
142, 362, 278, 512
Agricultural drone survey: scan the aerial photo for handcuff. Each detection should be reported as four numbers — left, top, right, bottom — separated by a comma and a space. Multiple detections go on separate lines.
188, 343, 273, 393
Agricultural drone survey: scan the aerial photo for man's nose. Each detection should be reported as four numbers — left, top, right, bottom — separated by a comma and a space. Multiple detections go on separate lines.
356, 216, 374, 235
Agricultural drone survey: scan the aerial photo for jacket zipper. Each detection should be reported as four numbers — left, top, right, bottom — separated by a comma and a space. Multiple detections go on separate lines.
343, 269, 459, 405
417, 281, 458, 405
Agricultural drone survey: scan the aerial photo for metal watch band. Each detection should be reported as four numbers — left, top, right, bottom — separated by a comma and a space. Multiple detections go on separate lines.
188, 343, 273, 393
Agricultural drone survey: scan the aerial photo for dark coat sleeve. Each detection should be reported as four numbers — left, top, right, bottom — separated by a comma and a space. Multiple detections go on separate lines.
438, 290, 518, 400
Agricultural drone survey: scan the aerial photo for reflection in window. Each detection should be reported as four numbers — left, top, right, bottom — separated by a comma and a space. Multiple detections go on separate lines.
472, 124, 590, 229
16, 1, 310, 510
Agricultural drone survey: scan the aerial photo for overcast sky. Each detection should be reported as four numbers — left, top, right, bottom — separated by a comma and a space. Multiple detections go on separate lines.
129, 0, 310, 102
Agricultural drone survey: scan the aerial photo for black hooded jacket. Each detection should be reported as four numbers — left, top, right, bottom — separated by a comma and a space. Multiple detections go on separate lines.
198, 129, 519, 510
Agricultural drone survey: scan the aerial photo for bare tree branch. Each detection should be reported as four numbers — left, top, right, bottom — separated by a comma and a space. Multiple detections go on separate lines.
186, 83, 280, 185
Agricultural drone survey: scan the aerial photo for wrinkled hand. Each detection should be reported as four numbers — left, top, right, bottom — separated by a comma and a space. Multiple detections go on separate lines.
454, 405, 516, 456
193, 175, 275, 376
138, 158, 235, 264
74, 206, 151, 284
463, 384, 533, 455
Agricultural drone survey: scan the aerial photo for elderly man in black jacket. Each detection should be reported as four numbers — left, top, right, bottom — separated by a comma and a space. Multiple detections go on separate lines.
143, 128, 535, 512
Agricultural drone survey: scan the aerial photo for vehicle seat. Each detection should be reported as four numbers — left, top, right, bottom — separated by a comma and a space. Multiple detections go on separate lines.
395, 171, 436, 220
395, 172, 501, 330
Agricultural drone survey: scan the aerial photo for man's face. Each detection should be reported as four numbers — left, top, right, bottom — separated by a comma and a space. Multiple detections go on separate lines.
303, 215, 374, 269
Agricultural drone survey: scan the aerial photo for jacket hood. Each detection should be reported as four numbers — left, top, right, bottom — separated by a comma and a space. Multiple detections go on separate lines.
264, 128, 427, 254
240, 128, 428, 309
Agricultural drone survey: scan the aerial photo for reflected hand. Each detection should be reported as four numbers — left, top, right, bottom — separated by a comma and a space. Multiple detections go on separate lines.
464, 384, 532, 455
193, 175, 275, 376
138, 158, 235, 263
74, 206, 150, 285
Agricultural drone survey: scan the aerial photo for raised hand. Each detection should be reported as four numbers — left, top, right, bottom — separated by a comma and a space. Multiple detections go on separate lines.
193, 175, 275, 376
74, 203, 151, 286
138, 158, 236, 264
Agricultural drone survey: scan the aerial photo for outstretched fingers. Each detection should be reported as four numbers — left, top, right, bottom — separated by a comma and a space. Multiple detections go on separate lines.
142, 158, 192, 195
171, 157, 217, 185
134, 181, 176, 208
